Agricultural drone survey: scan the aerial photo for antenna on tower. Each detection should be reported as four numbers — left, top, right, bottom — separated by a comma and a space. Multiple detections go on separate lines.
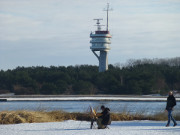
93, 19, 105, 31
103, 3, 113, 31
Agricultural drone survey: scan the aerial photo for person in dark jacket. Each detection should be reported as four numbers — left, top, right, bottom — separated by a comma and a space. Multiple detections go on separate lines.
165, 91, 177, 127
97, 105, 111, 129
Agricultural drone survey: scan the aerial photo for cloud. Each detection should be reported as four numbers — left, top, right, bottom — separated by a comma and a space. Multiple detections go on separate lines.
0, 13, 43, 40
0, 0, 180, 70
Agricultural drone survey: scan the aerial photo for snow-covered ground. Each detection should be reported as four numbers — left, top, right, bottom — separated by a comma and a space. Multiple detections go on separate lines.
0, 120, 179, 135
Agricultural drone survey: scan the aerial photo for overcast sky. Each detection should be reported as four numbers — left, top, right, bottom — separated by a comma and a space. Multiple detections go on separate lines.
0, 0, 180, 70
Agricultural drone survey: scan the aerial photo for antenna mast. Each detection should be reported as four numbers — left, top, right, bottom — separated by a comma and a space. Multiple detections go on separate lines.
93, 19, 104, 31
104, 3, 112, 31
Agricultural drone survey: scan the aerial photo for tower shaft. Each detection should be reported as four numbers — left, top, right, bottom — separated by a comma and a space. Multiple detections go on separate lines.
99, 51, 108, 72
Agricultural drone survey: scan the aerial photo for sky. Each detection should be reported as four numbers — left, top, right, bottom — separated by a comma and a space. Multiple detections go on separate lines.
0, 0, 180, 70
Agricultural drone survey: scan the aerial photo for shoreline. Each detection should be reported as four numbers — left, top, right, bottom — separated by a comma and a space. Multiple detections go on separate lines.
0, 95, 180, 102
0, 110, 180, 125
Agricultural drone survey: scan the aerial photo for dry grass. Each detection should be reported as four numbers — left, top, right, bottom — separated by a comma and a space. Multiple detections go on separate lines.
0, 110, 179, 124
0, 110, 91, 124
152, 111, 180, 121
0, 110, 55, 124
111, 112, 155, 121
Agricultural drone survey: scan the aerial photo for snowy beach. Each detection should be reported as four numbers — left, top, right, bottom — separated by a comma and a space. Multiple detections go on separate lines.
1, 96, 180, 101
0, 120, 179, 135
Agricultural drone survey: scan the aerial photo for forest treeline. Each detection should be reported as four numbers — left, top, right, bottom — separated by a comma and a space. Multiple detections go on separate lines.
0, 57, 180, 95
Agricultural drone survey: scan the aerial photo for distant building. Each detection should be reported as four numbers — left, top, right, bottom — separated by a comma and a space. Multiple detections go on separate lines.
90, 3, 112, 72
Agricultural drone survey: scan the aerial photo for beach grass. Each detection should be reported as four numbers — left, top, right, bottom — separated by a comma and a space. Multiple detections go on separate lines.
0, 110, 179, 124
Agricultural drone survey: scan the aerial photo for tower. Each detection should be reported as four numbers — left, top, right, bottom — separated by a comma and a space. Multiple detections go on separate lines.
90, 3, 112, 72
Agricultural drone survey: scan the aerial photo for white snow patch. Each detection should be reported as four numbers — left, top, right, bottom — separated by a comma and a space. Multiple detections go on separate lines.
1, 97, 180, 101
0, 120, 179, 135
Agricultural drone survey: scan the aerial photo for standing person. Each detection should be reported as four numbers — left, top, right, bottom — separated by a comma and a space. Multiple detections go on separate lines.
165, 91, 177, 127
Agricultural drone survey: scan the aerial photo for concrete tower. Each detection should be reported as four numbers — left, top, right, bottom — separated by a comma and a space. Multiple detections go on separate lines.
90, 3, 112, 72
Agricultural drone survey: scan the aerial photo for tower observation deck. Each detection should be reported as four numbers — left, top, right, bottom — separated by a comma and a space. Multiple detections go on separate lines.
90, 3, 112, 72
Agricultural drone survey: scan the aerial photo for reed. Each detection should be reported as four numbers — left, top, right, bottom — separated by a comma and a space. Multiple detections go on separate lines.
0, 110, 179, 124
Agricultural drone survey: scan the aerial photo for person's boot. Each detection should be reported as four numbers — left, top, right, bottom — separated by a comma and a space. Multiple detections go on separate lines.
166, 124, 169, 127
173, 123, 177, 127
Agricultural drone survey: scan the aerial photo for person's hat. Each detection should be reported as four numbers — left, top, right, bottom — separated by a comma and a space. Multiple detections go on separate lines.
101, 105, 105, 109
